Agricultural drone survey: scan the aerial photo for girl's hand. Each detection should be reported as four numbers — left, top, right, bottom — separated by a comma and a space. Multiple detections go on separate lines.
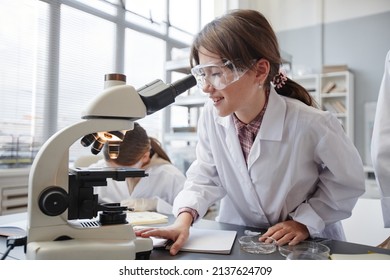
260, 220, 309, 246
134, 212, 193, 255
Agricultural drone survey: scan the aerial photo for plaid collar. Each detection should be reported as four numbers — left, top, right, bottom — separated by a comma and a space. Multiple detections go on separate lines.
232, 90, 270, 136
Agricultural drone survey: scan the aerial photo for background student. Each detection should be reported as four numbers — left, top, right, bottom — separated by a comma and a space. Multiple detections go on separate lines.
91, 122, 186, 214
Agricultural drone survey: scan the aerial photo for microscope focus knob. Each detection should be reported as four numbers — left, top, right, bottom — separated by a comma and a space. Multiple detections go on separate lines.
38, 187, 69, 216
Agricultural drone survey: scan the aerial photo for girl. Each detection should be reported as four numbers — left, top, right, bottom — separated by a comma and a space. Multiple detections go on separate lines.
137, 9, 365, 255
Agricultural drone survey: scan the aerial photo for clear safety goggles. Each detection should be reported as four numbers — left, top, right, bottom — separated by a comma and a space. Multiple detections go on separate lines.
191, 59, 252, 90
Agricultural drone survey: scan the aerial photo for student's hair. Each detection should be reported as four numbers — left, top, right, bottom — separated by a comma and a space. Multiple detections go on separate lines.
103, 122, 171, 165
190, 9, 316, 108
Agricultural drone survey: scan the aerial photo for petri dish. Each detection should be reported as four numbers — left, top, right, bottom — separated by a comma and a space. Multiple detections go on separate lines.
278, 241, 330, 259
238, 235, 277, 254
286, 250, 329, 260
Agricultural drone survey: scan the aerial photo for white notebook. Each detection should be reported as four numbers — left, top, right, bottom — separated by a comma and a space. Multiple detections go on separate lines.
133, 224, 237, 255
165, 228, 237, 255
137, 227, 238, 255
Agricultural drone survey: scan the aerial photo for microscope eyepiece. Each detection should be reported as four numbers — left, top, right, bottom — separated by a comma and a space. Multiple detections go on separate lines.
138, 74, 196, 115
171, 74, 197, 98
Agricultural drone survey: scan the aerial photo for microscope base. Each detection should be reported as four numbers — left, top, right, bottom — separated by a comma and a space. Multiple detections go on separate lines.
26, 237, 152, 260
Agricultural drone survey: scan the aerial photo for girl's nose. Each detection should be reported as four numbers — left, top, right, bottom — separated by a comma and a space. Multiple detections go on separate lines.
202, 80, 214, 93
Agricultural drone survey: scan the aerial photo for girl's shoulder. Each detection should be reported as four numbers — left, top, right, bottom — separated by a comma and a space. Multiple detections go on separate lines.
284, 95, 331, 120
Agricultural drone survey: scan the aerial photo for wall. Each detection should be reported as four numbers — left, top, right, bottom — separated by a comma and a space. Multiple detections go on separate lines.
277, 11, 390, 164
237, 0, 390, 164
256, 0, 390, 32
324, 12, 390, 164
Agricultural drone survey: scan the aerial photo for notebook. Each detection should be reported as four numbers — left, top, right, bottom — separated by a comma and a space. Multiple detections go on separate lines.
175, 228, 237, 254
127, 211, 169, 225
147, 227, 237, 255
330, 253, 390, 260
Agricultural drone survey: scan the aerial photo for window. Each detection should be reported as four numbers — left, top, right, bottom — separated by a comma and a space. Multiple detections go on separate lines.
125, 0, 167, 35
0, 0, 46, 168
169, 0, 199, 44
0, 0, 215, 168
124, 29, 165, 139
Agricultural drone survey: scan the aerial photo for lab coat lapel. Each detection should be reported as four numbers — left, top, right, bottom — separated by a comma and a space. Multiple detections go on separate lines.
247, 88, 285, 170
242, 90, 286, 225
216, 115, 248, 178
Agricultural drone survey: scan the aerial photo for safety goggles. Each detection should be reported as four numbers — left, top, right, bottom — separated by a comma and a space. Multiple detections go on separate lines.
191, 59, 252, 90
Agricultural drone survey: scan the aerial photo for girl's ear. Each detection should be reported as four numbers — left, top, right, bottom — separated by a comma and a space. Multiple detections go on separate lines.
140, 150, 151, 165
254, 58, 270, 84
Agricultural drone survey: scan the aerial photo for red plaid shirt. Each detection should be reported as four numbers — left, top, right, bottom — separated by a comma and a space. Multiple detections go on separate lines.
233, 91, 269, 164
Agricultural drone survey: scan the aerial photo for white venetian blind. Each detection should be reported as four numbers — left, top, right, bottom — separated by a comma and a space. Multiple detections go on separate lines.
58, 5, 116, 161
0, 0, 48, 167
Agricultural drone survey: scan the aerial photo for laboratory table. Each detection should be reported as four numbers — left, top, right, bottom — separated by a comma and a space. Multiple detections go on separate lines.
1, 212, 390, 260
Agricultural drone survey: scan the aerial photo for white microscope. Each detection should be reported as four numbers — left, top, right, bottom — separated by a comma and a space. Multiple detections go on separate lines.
26, 73, 196, 260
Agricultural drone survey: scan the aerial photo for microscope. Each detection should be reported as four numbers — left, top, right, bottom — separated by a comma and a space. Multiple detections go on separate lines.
26, 73, 196, 259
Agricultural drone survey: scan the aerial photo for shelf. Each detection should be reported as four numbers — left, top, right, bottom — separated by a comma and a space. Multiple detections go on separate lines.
293, 71, 354, 142
163, 53, 206, 173
320, 71, 354, 142
174, 94, 207, 107
321, 92, 348, 98
293, 74, 320, 104
165, 59, 191, 74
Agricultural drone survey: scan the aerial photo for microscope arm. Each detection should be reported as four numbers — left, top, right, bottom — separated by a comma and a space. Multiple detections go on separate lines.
28, 118, 135, 238
82, 74, 196, 119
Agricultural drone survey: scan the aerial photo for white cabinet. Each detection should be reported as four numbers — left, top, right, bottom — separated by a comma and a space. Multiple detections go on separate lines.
293, 74, 320, 105
293, 71, 354, 142
0, 168, 29, 215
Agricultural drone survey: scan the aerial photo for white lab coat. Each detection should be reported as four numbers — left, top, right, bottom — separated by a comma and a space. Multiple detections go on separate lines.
91, 158, 186, 214
173, 87, 365, 240
371, 50, 390, 228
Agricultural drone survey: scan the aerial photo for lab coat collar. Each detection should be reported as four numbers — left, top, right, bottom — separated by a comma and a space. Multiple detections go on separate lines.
258, 87, 286, 141
214, 87, 286, 142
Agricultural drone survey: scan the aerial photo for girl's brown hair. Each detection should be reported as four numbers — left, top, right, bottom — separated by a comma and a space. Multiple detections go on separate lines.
103, 122, 171, 165
190, 9, 316, 107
